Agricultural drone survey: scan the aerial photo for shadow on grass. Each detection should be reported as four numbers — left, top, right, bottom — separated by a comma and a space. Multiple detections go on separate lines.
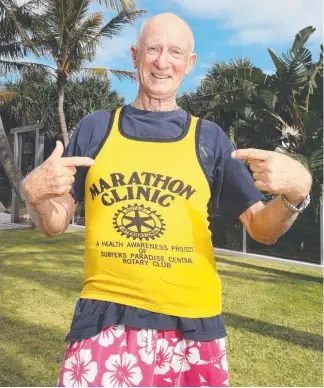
218, 270, 293, 283
0, 228, 85, 252
0, 257, 83, 295
0, 348, 30, 387
217, 257, 323, 284
223, 312, 323, 351
0, 250, 84, 268
0, 314, 66, 387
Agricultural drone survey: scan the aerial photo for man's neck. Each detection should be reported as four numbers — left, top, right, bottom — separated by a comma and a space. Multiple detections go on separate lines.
132, 93, 179, 112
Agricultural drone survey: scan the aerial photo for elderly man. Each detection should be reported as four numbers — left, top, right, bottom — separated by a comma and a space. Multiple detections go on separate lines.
22, 13, 311, 387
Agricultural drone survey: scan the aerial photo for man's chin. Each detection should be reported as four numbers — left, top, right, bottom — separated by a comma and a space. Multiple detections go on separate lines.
147, 87, 174, 98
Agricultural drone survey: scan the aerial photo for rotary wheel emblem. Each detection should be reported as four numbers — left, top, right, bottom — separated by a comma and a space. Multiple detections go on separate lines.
113, 203, 166, 241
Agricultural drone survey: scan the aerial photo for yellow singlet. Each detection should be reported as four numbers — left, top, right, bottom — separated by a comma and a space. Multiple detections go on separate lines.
81, 107, 222, 318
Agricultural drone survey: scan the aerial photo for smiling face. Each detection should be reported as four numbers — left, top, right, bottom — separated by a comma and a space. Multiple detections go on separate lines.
131, 14, 197, 101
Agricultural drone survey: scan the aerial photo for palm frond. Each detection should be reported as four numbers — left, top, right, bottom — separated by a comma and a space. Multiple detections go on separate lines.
190, 88, 246, 102
222, 66, 269, 87
309, 149, 323, 173
94, 0, 136, 13
0, 59, 54, 77
0, 41, 29, 59
271, 26, 315, 91
0, 90, 18, 102
258, 89, 277, 110
78, 67, 137, 81
305, 45, 323, 108
69, 0, 92, 30
65, 12, 104, 66
0, 0, 40, 56
297, 109, 322, 138
99, 9, 146, 39
282, 47, 312, 74
266, 111, 288, 126
207, 99, 249, 115
68, 9, 145, 67
69, 12, 103, 46
292, 26, 316, 54
268, 48, 286, 73
108, 68, 137, 81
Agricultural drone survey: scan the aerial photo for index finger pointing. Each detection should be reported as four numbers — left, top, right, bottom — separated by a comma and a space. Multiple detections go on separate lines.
60, 156, 95, 167
231, 148, 269, 161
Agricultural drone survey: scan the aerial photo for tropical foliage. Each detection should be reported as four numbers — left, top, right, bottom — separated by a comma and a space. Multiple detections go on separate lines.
178, 26, 323, 263
0, 2, 322, 263
0, 0, 142, 201
0, 73, 124, 208
1, 71, 124, 136
1, 0, 145, 145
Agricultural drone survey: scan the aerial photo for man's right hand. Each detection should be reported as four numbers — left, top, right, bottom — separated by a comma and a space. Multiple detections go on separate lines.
21, 140, 94, 205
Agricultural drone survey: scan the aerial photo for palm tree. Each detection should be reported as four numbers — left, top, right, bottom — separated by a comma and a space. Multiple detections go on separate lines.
0, 0, 47, 74
191, 27, 323, 217
213, 27, 322, 148
0, 0, 143, 205
0, 0, 40, 200
178, 26, 323, 253
1, 0, 145, 146
2, 70, 125, 136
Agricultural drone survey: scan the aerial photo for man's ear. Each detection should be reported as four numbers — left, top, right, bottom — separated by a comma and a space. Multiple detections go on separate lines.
185, 53, 197, 75
130, 45, 138, 69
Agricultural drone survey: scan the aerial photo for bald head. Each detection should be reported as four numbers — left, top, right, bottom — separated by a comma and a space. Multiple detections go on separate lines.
137, 13, 195, 53
130, 12, 197, 105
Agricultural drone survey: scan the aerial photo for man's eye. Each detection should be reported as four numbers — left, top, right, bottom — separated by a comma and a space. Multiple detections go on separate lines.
172, 50, 182, 57
148, 47, 159, 53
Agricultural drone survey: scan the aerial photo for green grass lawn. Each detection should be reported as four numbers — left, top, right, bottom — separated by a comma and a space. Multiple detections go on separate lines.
0, 228, 323, 387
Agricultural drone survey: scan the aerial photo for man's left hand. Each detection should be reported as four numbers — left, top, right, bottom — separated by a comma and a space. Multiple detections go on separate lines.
231, 148, 312, 205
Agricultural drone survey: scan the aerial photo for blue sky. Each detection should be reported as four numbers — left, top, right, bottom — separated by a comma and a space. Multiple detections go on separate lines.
13, 0, 324, 104
98, 0, 323, 103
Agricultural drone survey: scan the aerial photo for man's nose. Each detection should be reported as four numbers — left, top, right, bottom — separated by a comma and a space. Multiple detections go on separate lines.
154, 49, 170, 69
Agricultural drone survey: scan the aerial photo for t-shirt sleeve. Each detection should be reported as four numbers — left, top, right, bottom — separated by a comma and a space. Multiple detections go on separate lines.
214, 134, 265, 223
63, 110, 111, 202
63, 119, 88, 203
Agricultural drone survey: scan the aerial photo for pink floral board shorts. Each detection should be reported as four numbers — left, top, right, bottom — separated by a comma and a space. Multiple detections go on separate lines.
58, 325, 229, 387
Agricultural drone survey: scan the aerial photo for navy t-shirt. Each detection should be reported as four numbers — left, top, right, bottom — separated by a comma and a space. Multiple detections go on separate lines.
64, 104, 264, 342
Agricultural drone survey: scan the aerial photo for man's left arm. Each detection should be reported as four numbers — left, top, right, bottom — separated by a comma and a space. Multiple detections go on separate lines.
233, 148, 312, 245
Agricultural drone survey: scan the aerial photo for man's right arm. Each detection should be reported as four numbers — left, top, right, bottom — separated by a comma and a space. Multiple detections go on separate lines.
21, 140, 94, 237
22, 191, 78, 237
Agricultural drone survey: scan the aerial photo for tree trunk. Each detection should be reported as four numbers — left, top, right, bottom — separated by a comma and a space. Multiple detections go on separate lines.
57, 81, 69, 147
0, 115, 24, 202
